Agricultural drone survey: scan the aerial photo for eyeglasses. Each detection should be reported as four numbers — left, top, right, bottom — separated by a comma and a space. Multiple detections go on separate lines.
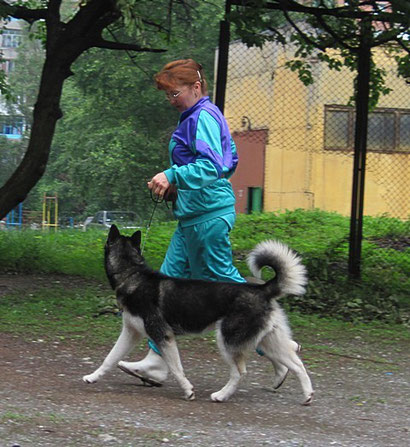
165, 90, 183, 100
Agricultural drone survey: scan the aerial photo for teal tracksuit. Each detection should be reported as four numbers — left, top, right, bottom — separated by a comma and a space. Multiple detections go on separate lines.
161, 96, 245, 283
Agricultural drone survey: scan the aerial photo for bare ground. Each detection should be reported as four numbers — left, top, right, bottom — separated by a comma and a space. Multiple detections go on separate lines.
0, 274, 409, 447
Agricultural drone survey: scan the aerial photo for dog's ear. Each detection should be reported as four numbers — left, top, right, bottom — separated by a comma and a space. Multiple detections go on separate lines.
108, 224, 121, 243
130, 230, 141, 249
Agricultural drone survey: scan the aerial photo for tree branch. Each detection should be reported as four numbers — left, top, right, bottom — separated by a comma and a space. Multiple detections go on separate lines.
372, 27, 405, 47
231, 0, 410, 26
314, 13, 356, 51
282, 10, 327, 52
65, 0, 120, 37
48, 0, 63, 16
395, 37, 410, 55
266, 26, 287, 44
92, 38, 166, 53
0, 0, 47, 23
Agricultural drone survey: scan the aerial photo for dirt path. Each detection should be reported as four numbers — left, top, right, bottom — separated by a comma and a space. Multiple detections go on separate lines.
0, 274, 409, 447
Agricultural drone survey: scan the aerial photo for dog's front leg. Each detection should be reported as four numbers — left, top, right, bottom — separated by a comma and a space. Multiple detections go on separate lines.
83, 319, 140, 384
158, 337, 195, 401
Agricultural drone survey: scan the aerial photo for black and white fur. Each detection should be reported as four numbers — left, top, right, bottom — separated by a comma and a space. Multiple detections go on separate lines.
83, 225, 314, 404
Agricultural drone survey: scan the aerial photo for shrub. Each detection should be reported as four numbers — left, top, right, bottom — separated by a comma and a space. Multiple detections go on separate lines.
0, 210, 408, 323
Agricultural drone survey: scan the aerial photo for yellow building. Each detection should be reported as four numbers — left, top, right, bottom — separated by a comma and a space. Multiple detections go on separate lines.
223, 40, 410, 219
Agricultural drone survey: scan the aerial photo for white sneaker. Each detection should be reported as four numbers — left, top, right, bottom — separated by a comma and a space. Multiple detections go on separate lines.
118, 349, 169, 387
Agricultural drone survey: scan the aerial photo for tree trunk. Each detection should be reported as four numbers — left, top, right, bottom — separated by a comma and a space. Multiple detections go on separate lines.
0, 59, 67, 217
0, 0, 119, 219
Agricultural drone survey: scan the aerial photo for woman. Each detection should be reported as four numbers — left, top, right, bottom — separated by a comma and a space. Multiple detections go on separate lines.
118, 59, 246, 386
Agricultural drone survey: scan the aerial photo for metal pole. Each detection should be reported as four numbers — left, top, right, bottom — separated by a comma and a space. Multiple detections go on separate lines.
55, 194, 58, 232
348, 21, 372, 278
215, 0, 231, 113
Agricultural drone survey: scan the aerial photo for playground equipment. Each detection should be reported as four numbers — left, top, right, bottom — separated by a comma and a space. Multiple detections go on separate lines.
5, 202, 23, 228
42, 193, 58, 231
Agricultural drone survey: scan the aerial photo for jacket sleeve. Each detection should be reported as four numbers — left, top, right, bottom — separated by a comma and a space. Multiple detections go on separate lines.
164, 111, 227, 190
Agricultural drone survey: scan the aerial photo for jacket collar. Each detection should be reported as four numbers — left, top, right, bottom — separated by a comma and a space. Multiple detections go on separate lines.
179, 96, 210, 123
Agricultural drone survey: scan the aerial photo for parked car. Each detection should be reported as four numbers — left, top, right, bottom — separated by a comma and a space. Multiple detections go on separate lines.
83, 211, 142, 231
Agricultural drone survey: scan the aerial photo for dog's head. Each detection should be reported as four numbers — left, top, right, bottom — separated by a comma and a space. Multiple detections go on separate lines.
104, 225, 144, 288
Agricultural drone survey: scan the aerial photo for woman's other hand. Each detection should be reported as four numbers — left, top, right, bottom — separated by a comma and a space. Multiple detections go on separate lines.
147, 172, 170, 198
164, 184, 178, 202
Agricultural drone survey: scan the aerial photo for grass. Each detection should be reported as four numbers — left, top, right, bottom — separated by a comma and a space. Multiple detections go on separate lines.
0, 286, 121, 346
0, 410, 66, 424
0, 215, 407, 373
0, 228, 107, 280
0, 209, 408, 323
0, 284, 407, 360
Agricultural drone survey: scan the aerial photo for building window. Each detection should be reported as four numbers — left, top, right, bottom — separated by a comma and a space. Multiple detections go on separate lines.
0, 116, 24, 138
324, 105, 410, 153
367, 111, 395, 152
1, 29, 22, 48
1, 59, 15, 73
399, 113, 410, 152
324, 108, 353, 150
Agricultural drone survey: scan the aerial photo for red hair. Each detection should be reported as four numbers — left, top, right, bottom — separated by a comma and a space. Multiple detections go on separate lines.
155, 59, 208, 94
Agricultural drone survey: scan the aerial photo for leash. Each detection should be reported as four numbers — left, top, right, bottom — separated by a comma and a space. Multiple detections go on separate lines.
141, 191, 164, 255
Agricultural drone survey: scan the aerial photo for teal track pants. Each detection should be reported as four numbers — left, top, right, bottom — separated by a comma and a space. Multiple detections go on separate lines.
160, 213, 245, 283
149, 214, 245, 356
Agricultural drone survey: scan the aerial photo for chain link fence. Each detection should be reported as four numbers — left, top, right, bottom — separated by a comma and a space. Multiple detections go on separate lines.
221, 37, 409, 269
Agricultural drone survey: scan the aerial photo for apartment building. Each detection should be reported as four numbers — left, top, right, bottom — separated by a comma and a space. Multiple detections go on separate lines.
0, 17, 24, 139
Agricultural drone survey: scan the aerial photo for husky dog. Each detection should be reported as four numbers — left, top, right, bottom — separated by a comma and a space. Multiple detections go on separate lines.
83, 225, 314, 405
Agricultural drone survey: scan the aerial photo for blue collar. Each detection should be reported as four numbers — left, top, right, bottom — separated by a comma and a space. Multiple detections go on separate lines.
179, 96, 210, 123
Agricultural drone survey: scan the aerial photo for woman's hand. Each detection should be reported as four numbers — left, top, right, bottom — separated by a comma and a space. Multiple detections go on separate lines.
147, 172, 170, 198
164, 184, 178, 202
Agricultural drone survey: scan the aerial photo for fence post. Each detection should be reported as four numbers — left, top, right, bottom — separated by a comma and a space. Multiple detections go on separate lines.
348, 20, 372, 278
215, 0, 231, 113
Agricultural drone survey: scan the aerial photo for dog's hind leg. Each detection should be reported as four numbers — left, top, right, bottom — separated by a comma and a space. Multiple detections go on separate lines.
83, 319, 141, 384
158, 336, 195, 401
257, 332, 300, 390
258, 332, 314, 405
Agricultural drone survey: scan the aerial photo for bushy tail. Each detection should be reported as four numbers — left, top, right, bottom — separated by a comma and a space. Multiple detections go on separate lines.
247, 240, 307, 298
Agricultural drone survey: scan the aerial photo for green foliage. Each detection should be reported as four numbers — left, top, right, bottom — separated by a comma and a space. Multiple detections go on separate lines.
286, 28, 394, 109
232, 210, 408, 323
0, 137, 26, 187
229, 1, 409, 108
3, 1, 225, 219
116, 0, 170, 45
0, 210, 408, 323
0, 64, 12, 101
352, 62, 393, 110
396, 54, 410, 79
0, 22, 44, 196
229, 4, 287, 48
284, 59, 314, 85
13, 1, 48, 7
6, 24, 44, 126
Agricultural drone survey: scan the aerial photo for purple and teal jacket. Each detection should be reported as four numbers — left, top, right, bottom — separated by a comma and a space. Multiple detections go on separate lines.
164, 96, 239, 227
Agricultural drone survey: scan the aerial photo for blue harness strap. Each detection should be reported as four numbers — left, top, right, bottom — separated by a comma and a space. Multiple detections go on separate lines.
256, 348, 265, 356
148, 339, 162, 356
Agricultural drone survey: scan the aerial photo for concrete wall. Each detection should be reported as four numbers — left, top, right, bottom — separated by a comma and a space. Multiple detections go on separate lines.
224, 40, 410, 218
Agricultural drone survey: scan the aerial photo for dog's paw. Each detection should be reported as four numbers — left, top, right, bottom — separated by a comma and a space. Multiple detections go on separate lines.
211, 391, 229, 402
184, 390, 195, 401
301, 391, 314, 406
272, 368, 289, 390
183, 385, 195, 401
82, 373, 99, 384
